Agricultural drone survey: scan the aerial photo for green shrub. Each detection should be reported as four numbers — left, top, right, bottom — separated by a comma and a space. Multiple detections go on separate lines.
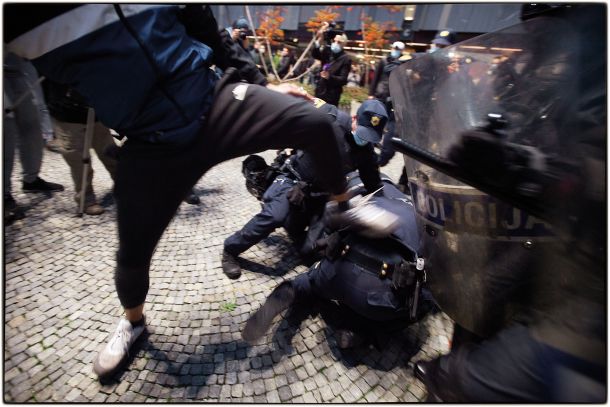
339, 86, 368, 109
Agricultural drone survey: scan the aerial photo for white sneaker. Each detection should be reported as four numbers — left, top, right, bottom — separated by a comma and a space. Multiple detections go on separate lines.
326, 193, 400, 238
93, 317, 145, 378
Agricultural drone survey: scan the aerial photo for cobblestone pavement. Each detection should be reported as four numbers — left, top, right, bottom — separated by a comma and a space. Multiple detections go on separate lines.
5, 146, 453, 402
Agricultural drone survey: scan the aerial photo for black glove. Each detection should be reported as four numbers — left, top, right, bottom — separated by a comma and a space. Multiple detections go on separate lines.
287, 182, 308, 206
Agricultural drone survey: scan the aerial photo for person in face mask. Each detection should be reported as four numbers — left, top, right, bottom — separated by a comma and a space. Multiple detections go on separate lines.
369, 41, 411, 103
428, 29, 456, 53
368, 41, 413, 168
311, 22, 352, 107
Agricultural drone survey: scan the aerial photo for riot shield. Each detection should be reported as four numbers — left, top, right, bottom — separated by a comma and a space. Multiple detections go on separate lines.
389, 6, 606, 338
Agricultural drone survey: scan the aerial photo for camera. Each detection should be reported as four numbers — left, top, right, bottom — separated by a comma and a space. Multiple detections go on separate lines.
238, 29, 248, 40
323, 21, 343, 44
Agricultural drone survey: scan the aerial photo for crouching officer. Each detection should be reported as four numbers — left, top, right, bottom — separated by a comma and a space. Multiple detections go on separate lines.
222, 99, 391, 279
241, 174, 436, 347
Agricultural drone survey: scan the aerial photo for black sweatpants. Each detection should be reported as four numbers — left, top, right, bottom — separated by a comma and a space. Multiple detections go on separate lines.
114, 71, 347, 308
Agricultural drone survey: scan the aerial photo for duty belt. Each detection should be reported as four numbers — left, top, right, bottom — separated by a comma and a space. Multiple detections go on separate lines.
339, 241, 426, 321
343, 247, 400, 280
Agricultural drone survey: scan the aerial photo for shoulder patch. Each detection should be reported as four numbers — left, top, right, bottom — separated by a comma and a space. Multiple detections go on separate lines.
313, 98, 327, 109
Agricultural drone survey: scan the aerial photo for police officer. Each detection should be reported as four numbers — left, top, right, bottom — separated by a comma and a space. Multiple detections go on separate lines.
380, 29, 456, 161
222, 99, 392, 279
428, 29, 456, 53
241, 173, 435, 347
391, 5, 605, 402
369, 41, 413, 169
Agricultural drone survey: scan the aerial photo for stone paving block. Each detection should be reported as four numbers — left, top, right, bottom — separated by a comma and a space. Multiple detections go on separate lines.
252, 379, 265, 396
303, 377, 317, 391
409, 383, 426, 399
320, 385, 335, 402
302, 391, 317, 403
347, 383, 364, 401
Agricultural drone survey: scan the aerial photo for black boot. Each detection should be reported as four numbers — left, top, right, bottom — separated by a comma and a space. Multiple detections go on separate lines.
221, 250, 242, 279
414, 359, 445, 402
22, 177, 64, 193
4, 194, 25, 225
414, 355, 466, 402
242, 281, 295, 343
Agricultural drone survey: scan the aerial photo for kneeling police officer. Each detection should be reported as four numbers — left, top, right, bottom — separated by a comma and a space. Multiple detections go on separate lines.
241, 174, 435, 347
222, 99, 391, 279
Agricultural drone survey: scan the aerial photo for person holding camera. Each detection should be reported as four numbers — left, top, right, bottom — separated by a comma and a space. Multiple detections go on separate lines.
311, 22, 352, 107
227, 18, 251, 52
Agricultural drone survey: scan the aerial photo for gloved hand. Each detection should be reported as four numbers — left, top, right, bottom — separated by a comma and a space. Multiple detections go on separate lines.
287, 181, 308, 206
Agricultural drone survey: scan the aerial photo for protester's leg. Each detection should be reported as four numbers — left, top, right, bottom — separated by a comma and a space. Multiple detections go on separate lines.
12, 80, 44, 184
114, 140, 210, 312
3, 112, 18, 200
91, 122, 118, 181
206, 77, 399, 236
94, 137, 210, 377
204, 79, 347, 196
53, 119, 94, 203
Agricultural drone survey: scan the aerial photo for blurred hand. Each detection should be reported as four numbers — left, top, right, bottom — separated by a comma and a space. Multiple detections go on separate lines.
231, 28, 241, 41
317, 22, 329, 39
266, 83, 313, 101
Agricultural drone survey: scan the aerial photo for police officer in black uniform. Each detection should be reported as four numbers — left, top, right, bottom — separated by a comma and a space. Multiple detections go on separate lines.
390, 4, 605, 402
221, 99, 391, 279
241, 174, 434, 347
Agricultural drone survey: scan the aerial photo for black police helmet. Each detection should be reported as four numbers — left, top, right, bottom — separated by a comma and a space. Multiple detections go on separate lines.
242, 154, 268, 176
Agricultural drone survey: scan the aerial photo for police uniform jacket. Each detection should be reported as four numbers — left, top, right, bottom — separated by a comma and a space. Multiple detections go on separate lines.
289, 103, 383, 194
292, 179, 420, 322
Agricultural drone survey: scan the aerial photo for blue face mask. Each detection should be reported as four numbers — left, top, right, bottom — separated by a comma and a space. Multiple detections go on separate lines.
352, 132, 369, 146
390, 50, 401, 58
330, 43, 342, 54
428, 44, 438, 53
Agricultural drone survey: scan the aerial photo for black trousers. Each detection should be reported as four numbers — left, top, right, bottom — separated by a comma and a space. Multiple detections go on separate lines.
114, 71, 347, 308
434, 324, 606, 402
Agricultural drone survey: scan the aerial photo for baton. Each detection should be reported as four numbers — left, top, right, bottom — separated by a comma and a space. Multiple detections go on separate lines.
77, 108, 95, 217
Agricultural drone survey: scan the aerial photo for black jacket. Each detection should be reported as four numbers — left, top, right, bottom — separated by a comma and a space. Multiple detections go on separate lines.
311, 45, 352, 107
43, 80, 92, 124
369, 56, 403, 101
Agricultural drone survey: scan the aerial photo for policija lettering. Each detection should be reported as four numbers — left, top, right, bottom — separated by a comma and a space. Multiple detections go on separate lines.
410, 182, 554, 239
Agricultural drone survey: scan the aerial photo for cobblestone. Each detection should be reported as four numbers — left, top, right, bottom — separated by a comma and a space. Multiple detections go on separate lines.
4, 150, 452, 402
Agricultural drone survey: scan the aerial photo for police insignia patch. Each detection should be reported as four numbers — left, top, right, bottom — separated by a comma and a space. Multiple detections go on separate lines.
371, 116, 380, 126
313, 98, 327, 109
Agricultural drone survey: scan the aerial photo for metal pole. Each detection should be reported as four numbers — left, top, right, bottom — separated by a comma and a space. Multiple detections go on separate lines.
77, 108, 95, 217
